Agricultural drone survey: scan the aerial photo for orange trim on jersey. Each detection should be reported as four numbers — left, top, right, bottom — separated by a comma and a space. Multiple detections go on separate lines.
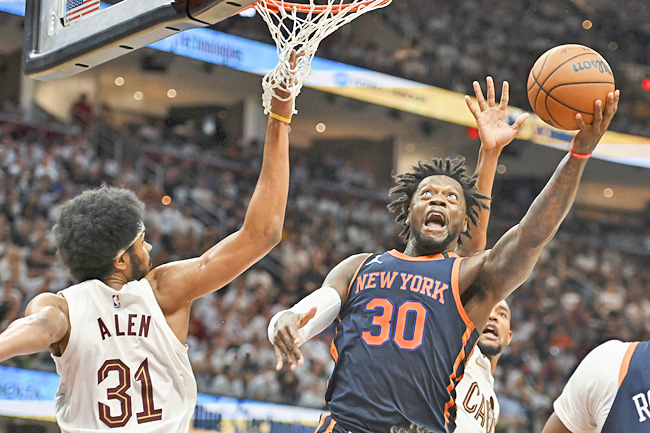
619, 341, 639, 387
451, 257, 476, 332
330, 317, 340, 363
345, 254, 374, 302
388, 249, 459, 261
465, 345, 476, 368
330, 339, 339, 362
443, 326, 474, 424
315, 414, 328, 433
448, 328, 472, 384
325, 417, 337, 433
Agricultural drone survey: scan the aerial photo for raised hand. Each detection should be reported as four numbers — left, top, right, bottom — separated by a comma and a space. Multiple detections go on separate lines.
465, 76, 529, 152
271, 306, 317, 370
270, 49, 303, 121
570, 90, 619, 155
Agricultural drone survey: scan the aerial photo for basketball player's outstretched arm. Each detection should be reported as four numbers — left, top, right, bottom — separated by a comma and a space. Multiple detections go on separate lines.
461, 90, 619, 329
147, 52, 299, 314
0, 293, 69, 362
456, 77, 529, 256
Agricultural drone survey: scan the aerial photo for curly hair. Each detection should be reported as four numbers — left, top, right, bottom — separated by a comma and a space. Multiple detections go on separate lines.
53, 186, 145, 282
387, 156, 489, 242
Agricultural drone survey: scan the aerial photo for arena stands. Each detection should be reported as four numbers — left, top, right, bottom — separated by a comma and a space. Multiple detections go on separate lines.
215, 0, 650, 137
0, 1, 649, 431
0, 101, 649, 432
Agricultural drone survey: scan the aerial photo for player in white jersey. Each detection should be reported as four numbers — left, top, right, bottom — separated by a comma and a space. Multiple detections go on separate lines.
455, 300, 512, 433
542, 340, 650, 433
0, 53, 298, 433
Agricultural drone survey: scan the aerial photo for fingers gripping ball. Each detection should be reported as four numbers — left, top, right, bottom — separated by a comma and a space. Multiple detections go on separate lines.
527, 44, 615, 130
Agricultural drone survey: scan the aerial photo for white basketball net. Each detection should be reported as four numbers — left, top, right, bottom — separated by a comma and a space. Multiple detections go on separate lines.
255, 0, 392, 115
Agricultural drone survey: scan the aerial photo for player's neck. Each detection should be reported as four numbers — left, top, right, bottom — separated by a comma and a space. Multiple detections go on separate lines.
403, 240, 450, 257
103, 272, 131, 291
486, 353, 500, 375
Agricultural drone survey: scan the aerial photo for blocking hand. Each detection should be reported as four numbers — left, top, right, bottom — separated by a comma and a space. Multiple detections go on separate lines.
465, 76, 529, 152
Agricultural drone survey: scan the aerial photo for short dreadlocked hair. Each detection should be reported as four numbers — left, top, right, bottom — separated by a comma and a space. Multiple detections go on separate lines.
387, 156, 489, 241
53, 186, 145, 282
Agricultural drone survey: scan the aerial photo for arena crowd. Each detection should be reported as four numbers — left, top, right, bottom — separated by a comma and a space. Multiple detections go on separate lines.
215, 0, 650, 137
0, 101, 648, 433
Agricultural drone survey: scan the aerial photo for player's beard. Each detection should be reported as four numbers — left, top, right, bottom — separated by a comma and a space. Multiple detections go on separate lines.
477, 340, 503, 357
411, 227, 456, 256
128, 250, 151, 280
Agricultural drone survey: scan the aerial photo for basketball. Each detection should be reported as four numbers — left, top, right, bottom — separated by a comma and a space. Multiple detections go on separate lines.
527, 44, 615, 130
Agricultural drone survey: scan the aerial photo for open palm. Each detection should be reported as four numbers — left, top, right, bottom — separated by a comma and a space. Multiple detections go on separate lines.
465, 77, 529, 151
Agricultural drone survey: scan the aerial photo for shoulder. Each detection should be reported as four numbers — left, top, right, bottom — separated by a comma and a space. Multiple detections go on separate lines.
463, 346, 493, 383
459, 250, 491, 278
588, 339, 630, 358
566, 340, 629, 389
25, 292, 71, 356
324, 253, 374, 302
333, 253, 374, 274
554, 340, 630, 432
26, 292, 69, 317
347, 252, 374, 265
458, 250, 492, 300
577, 340, 630, 377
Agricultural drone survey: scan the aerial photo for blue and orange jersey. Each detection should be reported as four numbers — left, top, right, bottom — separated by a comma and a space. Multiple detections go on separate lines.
325, 250, 479, 433
602, 341, 650, 433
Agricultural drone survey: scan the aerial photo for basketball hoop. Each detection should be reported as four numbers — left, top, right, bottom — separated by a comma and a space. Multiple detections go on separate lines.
260, 0, 391, 14
253, 0, 392, 115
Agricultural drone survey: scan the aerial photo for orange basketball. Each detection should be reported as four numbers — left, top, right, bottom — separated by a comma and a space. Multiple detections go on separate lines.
527, 44, 615, 130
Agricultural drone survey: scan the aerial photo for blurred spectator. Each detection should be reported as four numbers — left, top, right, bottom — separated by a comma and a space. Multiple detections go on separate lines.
69, 94, 93, 133
0, 81, 648, 433
214, 0, 650, 136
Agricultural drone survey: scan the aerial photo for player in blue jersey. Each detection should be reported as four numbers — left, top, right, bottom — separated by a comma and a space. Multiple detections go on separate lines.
542, 340, 650, 433
270, 79, 619, 433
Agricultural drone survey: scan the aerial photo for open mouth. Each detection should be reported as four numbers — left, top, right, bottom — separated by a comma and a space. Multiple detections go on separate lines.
482, 324, 499, 338
425, 211, 447, 229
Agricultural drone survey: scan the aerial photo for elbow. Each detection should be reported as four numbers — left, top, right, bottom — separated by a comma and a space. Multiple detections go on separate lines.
240, 214, 284, 251
264, 226, 283, 248
252, 222, 284, 250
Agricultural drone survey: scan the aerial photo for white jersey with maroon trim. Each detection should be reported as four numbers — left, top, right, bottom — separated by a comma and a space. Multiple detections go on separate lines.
454, 346, 499, 433
53, 279, 197, 433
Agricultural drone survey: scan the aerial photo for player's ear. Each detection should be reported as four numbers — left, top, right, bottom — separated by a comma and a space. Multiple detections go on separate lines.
114, 252, 128, 271
462, 215, 469, 233
506, 330, 513, 346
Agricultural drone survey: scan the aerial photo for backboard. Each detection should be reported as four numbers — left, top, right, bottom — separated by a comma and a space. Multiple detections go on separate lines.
23, 0, 258, 81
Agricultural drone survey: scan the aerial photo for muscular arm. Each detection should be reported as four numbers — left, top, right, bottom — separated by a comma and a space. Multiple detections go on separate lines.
455, 144, 500, 256
456, 78, 527, 256
0, 293, 69, 362
147, 55, 298, 318
150, 112, 290, 303
462, 90, 619, 328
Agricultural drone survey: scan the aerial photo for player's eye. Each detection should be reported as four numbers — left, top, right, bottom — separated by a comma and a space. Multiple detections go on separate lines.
447, 193, 458, 200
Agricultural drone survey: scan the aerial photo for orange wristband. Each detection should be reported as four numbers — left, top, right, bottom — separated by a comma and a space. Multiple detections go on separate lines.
569, 149, 592, 159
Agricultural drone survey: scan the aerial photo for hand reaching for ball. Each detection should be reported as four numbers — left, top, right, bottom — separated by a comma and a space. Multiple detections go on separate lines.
570, 89, 620, 156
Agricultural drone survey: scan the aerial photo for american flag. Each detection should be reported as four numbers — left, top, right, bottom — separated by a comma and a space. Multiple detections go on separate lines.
65, 0, 100, 25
